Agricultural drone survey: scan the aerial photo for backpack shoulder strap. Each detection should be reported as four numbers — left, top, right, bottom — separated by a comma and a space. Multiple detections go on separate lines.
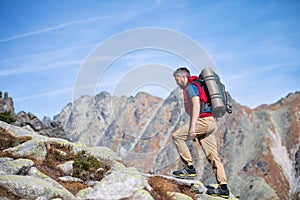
191, 81, 211, 114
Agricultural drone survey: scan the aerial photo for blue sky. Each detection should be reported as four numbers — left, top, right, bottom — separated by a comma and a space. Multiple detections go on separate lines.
0, 0, 299, 119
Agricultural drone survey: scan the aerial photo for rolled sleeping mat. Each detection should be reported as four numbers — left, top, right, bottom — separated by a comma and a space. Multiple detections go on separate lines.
201, 67, 225, 118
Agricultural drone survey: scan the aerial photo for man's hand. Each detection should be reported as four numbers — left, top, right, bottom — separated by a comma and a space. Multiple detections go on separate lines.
188, 126, 196, 140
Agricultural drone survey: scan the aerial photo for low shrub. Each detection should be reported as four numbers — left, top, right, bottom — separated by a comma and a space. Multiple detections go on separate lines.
0, 127, 31, 152
73, 150, 109, 182
0, 112, 16, 124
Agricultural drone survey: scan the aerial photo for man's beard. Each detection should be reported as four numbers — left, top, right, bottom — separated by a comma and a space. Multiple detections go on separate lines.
179, 84, 184, 89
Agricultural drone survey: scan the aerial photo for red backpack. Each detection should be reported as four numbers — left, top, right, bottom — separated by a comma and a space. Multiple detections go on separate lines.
183, 76, 212, 118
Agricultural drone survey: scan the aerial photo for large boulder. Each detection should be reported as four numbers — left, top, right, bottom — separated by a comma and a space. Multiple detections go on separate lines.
3, 139, 47, 161
0, 158, 34, 175
77, 167, 152, 199
0, 175, 74, 199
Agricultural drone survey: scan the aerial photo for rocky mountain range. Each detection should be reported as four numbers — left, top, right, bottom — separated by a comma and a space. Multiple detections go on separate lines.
1, 89, 299, 199
53, 89, 300, 200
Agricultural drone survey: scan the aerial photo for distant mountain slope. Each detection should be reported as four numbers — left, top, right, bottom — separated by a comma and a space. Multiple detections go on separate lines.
54, 90, 300, 199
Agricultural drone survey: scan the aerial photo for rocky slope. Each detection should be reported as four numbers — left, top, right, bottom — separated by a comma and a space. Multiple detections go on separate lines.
0, 120, 239, 200
53, 90, 300, 200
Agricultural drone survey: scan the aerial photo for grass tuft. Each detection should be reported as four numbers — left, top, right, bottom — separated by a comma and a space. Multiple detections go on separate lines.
148, 176, 196, 200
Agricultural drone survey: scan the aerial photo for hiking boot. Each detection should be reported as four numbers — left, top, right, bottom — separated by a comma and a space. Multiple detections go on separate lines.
172, 165, 196, 178
206, 185, 230, 199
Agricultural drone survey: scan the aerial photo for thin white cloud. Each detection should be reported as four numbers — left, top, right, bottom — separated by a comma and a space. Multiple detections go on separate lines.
0, 16, 113, 43
0, 42, 98, 76
14, 87, 73, 102
0, 43, 96, 63
0, 60, 82, 76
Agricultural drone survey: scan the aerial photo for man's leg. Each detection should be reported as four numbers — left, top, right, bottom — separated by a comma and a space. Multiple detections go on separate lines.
198, 119, 229, 198
199, 133, 227, 185
172, 123, 193, 166
198, 118, 227, 185
172, 117, 215, 165
172, 124, 196, 177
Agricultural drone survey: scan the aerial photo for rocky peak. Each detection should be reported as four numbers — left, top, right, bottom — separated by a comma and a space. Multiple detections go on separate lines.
53, 89, 300, 199
0, 91, 67, 139
0, 91, 14, 113
255, 91, 300, 111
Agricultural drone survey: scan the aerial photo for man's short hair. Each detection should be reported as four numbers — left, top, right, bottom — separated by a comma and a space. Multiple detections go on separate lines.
173, 67, 190, 78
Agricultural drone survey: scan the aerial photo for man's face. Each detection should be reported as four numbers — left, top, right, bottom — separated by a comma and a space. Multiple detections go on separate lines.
174, 74, 187, 89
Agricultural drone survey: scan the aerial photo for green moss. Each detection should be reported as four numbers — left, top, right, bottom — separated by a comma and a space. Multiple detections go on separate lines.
0, 112, 16, 124
73, 150, 109, 182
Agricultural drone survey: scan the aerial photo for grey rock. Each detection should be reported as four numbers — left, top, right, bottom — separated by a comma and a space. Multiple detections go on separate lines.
87, 146, 119, 162
12, 110, 67, 139
0, 91, 14, 113
27, 167, 69, 192
3, 138, 47, 161
0, 175, 74, 199
0, 158, 34, 175
81, 167, 150, 199
38, 119, 67, 139
42, 116, 52, 127
59, 176, 83, 183
14, 111, 45, 132
57, 161, 74, 176
131, 189, 154, 200
87, 180, 100, 187
76, 187, 93, 199
191, 181, 207, 194
0, 120, 46, 140
22, 124, 35, 132
0, 157, 13, 163
168, 192, 193, 200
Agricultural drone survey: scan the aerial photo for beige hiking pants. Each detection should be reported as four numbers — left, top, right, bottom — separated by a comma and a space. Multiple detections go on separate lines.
172, 116, 227, 185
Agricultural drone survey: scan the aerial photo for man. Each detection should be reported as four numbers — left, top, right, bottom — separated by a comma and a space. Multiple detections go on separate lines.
172, 67, 229, 198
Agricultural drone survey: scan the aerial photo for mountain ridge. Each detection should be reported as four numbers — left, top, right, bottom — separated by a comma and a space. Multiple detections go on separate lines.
1, 89, 299, 199
51, 89, 300, 199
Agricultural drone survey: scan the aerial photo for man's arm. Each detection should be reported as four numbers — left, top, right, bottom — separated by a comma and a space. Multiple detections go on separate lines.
189, 95, 200, 139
